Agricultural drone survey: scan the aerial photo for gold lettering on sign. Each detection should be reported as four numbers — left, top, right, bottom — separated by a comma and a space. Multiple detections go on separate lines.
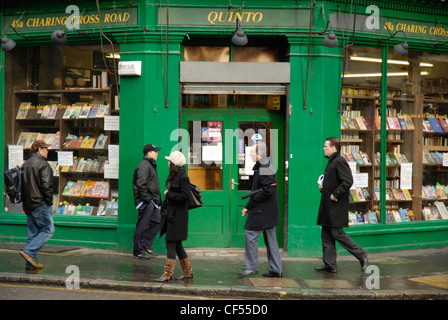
207, 11, 263, 25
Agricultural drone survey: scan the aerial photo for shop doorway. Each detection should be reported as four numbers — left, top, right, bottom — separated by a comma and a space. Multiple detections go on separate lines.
180, 96, 285, 248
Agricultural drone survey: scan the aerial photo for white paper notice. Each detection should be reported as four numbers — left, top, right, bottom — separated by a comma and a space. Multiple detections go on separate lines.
8, 145, 23, 169
57, 151, 73, 166
104, 115, 120, 131
245, 146, 256, 176
400, 162, 413, 190
104, 163, 119, 179
443, 153, 448, 167
354, 172, 368, 188
202, 145, 222, 162
348, 161, 357, 189
108, 145, 119, 164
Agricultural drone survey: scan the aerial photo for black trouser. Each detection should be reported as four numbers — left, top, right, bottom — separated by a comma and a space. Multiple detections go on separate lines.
133, 202, 160, 255
166, 241, 188, 260
321, 226, 366, 269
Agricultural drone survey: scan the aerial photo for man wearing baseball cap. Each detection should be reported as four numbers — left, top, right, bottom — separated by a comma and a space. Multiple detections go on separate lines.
132, 144, 162, 259
20, 140, 55, 270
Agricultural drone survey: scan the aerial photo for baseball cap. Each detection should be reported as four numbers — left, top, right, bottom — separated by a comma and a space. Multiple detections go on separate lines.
31, 140, 52, 152
143, 144, 161, 155
165, 151, 186, 167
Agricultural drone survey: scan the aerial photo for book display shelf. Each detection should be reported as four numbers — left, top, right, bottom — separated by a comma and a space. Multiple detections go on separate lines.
341, 84, 448, 225
12, 86, 119, 217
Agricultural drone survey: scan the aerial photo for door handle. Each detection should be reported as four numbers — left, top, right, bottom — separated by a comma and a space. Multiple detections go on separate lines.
231, 178, 239, 190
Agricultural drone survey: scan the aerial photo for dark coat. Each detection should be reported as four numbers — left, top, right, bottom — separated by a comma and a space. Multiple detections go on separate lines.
244, 157, 279, 230
133, 157, 161, 207
317, 151, 354, 228
22, 153, 54, 213
160, 167, 190, 241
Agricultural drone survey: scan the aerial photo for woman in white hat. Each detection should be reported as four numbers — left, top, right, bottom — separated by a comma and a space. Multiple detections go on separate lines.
155, 151, 193, 281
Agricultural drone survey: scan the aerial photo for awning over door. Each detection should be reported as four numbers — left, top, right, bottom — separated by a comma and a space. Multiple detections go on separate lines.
180, 62, 290, 95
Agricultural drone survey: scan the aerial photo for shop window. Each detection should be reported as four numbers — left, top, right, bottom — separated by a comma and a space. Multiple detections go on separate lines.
341, 47, 382, 224
341, 46, 448, 225
233, 46, 279, 62
4, 44, 120, 217
184, 46, 230, 62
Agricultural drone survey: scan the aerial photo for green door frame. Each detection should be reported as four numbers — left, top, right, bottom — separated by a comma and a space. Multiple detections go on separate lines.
181, 109, 285, 248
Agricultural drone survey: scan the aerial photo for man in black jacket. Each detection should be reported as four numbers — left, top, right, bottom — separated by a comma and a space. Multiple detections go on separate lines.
315, 137, 368, 273
132, 144, 162, 259
238, 142, 283, 277
20, 140, 55, 270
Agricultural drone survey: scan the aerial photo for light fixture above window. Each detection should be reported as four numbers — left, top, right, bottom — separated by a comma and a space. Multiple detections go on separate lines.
1, 24, 27, 52
231, 18, 248, 46
320, 21, 338, 48
379, 30, 409, 57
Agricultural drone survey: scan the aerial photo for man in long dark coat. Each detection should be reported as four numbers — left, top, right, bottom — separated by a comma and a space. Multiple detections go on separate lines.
316, 137, 368, 273
238, 142, 283, 277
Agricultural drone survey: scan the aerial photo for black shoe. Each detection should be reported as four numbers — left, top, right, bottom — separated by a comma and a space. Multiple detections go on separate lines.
262, 271, 283, 278
360, 256, 368, 272
144, 247, 158, 257
314, 266, 337, 273
134, 253, 151, 260
238, 270, 258, 276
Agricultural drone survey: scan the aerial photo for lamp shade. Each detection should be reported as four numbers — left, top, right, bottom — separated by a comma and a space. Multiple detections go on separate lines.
394, 40, 408, 57
232, 29, 248, 46
1, 35, 16, 52
322, 29, 338, 48
51, 30, 67, 45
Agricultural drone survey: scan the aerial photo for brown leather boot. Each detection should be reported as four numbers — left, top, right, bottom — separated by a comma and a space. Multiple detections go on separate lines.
174, 257, 193, 280
155, 258, 176, 282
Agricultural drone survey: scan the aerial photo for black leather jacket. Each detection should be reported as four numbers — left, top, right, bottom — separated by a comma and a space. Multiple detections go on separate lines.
22, 153, 54, 213
133, 157, 161, 207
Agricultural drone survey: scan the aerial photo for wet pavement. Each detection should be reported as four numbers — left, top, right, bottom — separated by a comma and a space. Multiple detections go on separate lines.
0, 244, 447, 300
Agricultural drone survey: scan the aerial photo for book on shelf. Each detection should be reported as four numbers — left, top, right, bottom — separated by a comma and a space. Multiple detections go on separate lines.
360, 153, 372, 165
80, 180, 96, 197
90, 181, 110, 198
62, 106, 74, 119
88, 106, 98, 118
40, 106, 50, 119
94, 134, 108, 149
427, 117, 443, 133
423, 119, 434, 132
70, 180, 86, 196
352, 151, 365, 165
397, 114, 407, 129
434, 201, 448, 219
438, 117, 448, 132
70, 106, 82, 119
404, 114, 414, 129
16, 102, 31, 119
48, 105, 58, 119
366, 211, 379, 224
65, 204, 77, 215
16, 132, 30, 146
62, 181, 76, 195
79, 106, 91, 118
97, 199, 108, 216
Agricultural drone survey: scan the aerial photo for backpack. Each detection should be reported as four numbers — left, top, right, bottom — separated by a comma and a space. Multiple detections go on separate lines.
3, 165, 23, 204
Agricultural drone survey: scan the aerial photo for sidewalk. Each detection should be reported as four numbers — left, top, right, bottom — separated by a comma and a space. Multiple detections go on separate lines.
0, 243, 447, 300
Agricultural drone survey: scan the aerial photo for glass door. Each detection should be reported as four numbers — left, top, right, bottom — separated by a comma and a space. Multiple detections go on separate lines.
181, 113, 231, 247
229, 114, 285, 247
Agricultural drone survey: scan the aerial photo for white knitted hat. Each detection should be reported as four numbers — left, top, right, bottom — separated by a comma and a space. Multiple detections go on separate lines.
165, 151, 186, 167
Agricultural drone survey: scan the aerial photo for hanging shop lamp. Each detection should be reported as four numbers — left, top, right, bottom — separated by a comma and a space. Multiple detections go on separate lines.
232, 18, 248, 46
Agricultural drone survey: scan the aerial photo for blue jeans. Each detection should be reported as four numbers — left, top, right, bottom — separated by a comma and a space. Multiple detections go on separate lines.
22, 204, 54, 267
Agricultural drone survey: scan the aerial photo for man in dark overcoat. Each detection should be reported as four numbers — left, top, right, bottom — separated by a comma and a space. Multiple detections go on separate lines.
238, 142, 283, 277
316, 137, 368, 273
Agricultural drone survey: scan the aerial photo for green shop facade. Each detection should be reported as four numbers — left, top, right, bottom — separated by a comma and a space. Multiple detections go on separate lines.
1, 0, 447, 257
